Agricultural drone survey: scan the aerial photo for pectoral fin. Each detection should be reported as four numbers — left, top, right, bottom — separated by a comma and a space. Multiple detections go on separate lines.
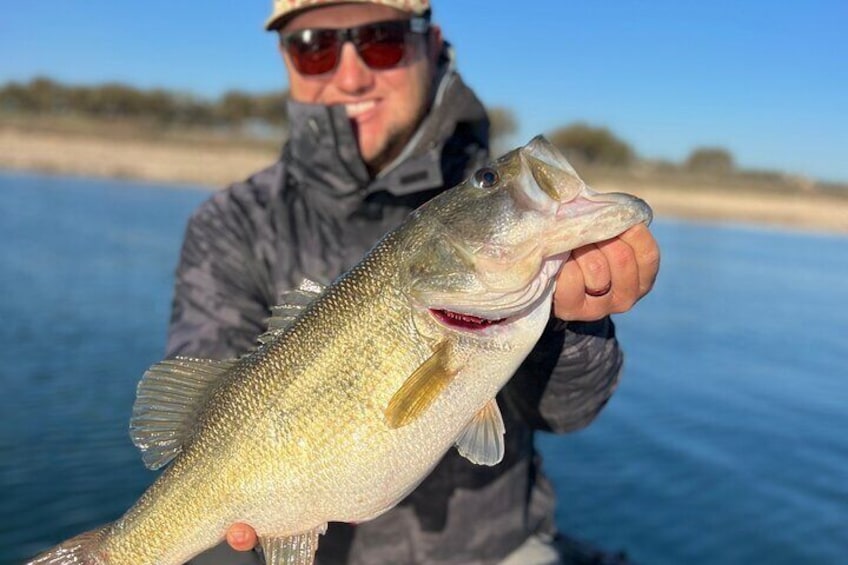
455, 398, 506, 466
260, 524, 326, 565
385, 341, 457, 429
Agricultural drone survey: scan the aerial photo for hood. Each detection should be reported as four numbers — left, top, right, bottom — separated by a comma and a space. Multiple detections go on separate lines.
283, 63, 490, 203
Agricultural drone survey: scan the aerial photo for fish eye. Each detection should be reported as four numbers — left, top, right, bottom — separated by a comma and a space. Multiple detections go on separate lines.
473, 167, 499, 189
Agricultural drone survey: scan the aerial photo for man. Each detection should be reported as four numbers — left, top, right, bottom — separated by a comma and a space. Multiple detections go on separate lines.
170, 1, 659, 563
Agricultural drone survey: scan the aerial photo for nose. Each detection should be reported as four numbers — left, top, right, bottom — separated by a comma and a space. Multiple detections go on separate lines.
333, 42, 375, 94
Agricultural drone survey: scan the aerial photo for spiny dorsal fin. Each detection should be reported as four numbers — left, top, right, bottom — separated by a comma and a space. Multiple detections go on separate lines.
455, 398, 506, 466
385, 341, 458, 429
260, 524, 327, 565
258, 278, 326, 345
130, 357, 237, 470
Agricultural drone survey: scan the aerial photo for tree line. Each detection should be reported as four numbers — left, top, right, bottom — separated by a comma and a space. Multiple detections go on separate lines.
0, 77, 288, 128
547, 122, 735, 174
1, 77, 734, 173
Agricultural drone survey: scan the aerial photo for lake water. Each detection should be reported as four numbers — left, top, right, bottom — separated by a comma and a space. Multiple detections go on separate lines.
1, 171, 846, 564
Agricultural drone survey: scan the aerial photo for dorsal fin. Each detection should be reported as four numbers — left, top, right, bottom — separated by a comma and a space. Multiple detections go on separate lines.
130, 356, 237, 470
258, 278, 326, 345
455, 398, 506, 466
385, 341, 458, 429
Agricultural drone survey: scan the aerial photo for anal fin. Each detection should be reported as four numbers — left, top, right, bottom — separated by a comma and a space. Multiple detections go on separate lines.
27, 523, 110, 564
455, 398, 506, 466
260, 525, 326, 565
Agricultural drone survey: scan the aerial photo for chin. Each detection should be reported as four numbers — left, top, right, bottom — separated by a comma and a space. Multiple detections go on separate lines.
357, 130, 405, 170
357, 139, 387, 166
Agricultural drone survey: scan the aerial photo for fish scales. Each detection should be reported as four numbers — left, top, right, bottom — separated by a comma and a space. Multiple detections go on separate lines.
103, 231, 440, 563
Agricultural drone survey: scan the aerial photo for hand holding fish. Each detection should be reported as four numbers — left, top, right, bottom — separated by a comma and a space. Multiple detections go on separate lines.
552, 223, 659, 322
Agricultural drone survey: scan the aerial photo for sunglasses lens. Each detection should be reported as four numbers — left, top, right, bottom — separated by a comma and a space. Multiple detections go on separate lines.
285, 30, 340, 75
356, 22, 408, 69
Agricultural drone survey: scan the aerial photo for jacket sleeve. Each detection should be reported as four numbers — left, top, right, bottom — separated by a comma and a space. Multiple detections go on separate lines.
502, 317, 623, 433
165, 183, 277, 361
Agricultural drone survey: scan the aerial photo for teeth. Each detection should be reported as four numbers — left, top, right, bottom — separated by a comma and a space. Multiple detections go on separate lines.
344, 100, 376, 117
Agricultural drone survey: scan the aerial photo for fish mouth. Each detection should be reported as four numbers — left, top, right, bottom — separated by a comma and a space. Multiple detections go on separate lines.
556, 194, 617, 218
519, 135, 652, 229
564, 190, 652, 218
425, 258, 562, 333
429, 309, 508, 331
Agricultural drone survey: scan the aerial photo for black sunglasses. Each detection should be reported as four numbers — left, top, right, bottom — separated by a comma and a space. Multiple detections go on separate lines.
279, 16, 430, 76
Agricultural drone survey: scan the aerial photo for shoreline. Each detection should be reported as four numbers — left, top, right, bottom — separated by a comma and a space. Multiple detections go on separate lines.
0, 124, 278, 189
2, 125, 847, 234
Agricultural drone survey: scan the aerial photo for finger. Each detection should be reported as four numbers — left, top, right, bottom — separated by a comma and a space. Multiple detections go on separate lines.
618, 224, 660, 297
226, 523, 258, 552
553, 255, 612, 322
595, 236, 639, 313
552, 255, 589, 320
571, 244, 611, 296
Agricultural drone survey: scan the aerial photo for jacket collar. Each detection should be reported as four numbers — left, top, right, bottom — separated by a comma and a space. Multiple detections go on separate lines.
282, 67, 489, 200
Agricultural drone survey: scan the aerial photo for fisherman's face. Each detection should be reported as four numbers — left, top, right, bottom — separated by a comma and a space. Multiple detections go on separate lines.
280, 3, 442, 173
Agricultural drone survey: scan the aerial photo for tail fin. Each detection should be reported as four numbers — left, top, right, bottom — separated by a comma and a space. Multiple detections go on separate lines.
27, 525, 110, 565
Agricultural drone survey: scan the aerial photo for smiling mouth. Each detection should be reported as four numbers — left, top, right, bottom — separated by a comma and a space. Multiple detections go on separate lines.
344, 100, 377, 118
430, 309, 507, 330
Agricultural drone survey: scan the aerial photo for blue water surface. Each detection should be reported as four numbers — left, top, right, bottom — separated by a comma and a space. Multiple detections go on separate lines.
0, 171, 846, 564
540, 218, 848, 564
0, 172, 209, 563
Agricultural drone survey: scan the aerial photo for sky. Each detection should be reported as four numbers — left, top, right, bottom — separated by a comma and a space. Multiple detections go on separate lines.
1, 0, 846, 182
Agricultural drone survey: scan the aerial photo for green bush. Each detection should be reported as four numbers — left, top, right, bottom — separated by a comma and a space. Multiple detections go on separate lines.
548, 123, 635, 167
685, 147, 735, 174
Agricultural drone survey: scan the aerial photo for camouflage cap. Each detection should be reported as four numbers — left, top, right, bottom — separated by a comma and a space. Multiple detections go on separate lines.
266, 0, 431, 31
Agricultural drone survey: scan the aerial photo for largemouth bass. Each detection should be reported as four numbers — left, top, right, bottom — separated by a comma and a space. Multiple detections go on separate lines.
30, 136, 652, 565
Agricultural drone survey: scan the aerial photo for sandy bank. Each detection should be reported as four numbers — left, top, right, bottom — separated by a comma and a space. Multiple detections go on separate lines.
2, 126, 846, 234
0, 125, 278, 189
